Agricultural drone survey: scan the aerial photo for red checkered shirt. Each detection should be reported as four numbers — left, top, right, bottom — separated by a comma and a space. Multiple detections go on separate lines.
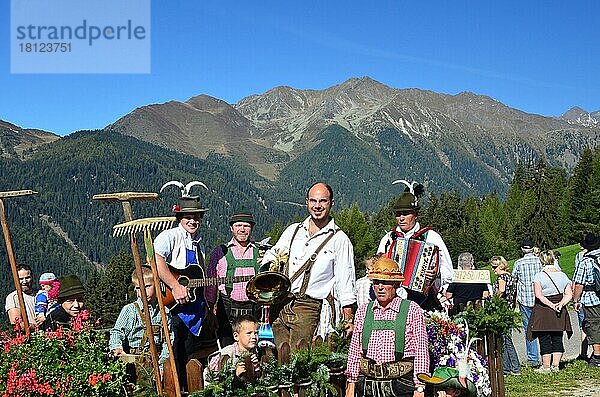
345, 297, 429, 385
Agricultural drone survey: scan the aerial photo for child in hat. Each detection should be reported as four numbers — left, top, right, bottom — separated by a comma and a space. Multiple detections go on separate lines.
34, 272, 59, 319
41, 275, 86, 331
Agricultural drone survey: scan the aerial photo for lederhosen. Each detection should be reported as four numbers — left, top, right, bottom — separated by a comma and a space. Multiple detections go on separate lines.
357, 300, 415, 397
384, 227, 441, 311
221, 245, 261, 323
272, 225, 339, 338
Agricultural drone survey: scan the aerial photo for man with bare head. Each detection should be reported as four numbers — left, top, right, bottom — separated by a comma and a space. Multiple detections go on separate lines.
5, 264, 36, 326
262, 182, 356, 349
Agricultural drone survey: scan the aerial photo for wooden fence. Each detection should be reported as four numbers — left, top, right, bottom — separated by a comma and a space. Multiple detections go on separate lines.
161, 302, 509, 397
163, 336, 345, 396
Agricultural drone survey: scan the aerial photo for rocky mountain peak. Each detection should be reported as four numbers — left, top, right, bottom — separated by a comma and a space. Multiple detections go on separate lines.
560, 106, 598, 127
186, 94, 231, 111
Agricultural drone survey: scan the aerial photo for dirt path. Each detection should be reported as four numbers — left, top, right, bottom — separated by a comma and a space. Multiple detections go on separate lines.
564, 382, 600, 397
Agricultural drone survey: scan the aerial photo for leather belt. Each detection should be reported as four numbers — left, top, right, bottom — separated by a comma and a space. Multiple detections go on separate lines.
359, 358, 413, 379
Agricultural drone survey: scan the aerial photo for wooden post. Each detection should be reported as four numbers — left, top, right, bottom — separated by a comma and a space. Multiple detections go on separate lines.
144, 228, 181, 396
0, 190, 38, 336
93, 192, 164, 396
495, 334, 506, 397
130, 234, 164, 395
186, 359, 204, 392
278, 342, 291, 397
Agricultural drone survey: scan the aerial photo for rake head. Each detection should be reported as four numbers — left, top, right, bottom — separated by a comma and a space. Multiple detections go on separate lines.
112, 217, 176, 237
0, 190, 38, 199
93, 192, 159, 203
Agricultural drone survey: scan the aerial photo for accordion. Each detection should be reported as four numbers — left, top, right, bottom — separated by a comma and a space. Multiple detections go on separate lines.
385, 237, 439, 293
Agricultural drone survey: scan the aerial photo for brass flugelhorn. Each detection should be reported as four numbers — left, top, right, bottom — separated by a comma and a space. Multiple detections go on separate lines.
246, 247, 292, 306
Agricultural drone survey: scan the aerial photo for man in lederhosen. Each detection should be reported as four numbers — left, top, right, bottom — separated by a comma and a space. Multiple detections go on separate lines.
206, 209, 261, 346
261, 182, 356, 350
345, 257, 429, 397
377, 190, 454, 310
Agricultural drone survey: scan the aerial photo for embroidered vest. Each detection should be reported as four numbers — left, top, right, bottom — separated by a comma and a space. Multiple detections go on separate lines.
224, 245, 260, 296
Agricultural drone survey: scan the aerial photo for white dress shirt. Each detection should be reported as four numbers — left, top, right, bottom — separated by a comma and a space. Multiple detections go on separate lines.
262, 216, 357, 307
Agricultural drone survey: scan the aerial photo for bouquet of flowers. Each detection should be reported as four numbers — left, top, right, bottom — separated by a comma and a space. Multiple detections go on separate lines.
425, 311, 491, 397
0, 312, 127, 397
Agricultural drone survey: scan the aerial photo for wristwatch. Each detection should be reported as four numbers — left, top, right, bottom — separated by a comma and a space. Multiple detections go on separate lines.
415, 385, 425, 393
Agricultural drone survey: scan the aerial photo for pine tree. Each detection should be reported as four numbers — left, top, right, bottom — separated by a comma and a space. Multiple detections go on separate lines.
86, 251, 135, 326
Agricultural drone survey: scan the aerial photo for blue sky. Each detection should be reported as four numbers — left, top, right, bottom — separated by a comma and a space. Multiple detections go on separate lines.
2, 1, 599, 136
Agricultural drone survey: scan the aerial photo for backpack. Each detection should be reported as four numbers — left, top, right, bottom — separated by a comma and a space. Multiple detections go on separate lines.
583, 254, 600, 297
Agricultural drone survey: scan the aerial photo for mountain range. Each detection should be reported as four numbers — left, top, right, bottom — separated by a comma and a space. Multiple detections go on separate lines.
1, 76, 599, 316
107, 77, 599, 200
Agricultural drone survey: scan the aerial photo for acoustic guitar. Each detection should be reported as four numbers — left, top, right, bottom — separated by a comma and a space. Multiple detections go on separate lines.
161, 264, 255, 309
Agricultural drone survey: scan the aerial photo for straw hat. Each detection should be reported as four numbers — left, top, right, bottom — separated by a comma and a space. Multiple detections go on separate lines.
368, 257, 404, 282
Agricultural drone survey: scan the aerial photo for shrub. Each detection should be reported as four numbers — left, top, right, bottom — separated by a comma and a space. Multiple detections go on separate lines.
0, 312, 128, 397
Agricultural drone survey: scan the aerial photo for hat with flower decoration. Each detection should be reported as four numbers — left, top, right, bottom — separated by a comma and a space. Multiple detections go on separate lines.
418, 367, 477, 397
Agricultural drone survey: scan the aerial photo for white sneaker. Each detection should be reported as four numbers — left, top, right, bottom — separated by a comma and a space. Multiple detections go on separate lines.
550, 366, 559, 372
535, 366, 551, 374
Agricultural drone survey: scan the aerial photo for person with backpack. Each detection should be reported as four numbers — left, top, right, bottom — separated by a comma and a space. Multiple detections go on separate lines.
573, 233, 600, 368
527, 250, 573, 373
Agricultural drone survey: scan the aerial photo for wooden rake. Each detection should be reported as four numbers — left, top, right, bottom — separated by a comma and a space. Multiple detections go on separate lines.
113, 217, 181, 397
112, 217, 176, 237
0, 189, 38, 337
93, 192, 169, 396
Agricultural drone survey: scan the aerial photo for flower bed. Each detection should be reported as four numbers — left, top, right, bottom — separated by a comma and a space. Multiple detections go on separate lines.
0, 312, 128, 397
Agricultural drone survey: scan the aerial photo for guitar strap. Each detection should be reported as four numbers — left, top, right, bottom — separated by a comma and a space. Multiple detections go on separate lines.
193, 240, 205, 268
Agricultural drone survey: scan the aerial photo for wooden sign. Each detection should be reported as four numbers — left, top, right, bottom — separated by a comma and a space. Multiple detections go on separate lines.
453, 269, 491, 284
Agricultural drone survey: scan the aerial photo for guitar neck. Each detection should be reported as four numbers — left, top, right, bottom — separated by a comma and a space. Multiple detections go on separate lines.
188, 275, 254, 288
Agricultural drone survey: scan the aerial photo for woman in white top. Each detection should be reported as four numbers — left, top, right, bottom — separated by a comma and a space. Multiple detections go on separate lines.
527, 250, 573, 372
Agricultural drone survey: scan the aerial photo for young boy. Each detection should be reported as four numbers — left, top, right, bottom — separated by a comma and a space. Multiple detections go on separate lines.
208, 314, 259, 379
34, 272, 58, 319
109, 267, 172, 366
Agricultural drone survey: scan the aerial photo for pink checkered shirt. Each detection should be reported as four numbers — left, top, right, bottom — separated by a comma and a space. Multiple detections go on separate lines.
216, 240, 257, 301
345, 297, 429, 385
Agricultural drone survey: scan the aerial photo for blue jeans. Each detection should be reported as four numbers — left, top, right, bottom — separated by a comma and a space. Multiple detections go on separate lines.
503, 335, 521, 373
520, 304, 540, 365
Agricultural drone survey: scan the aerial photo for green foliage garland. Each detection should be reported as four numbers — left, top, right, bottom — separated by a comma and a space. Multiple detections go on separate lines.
456, 296, 521, 337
